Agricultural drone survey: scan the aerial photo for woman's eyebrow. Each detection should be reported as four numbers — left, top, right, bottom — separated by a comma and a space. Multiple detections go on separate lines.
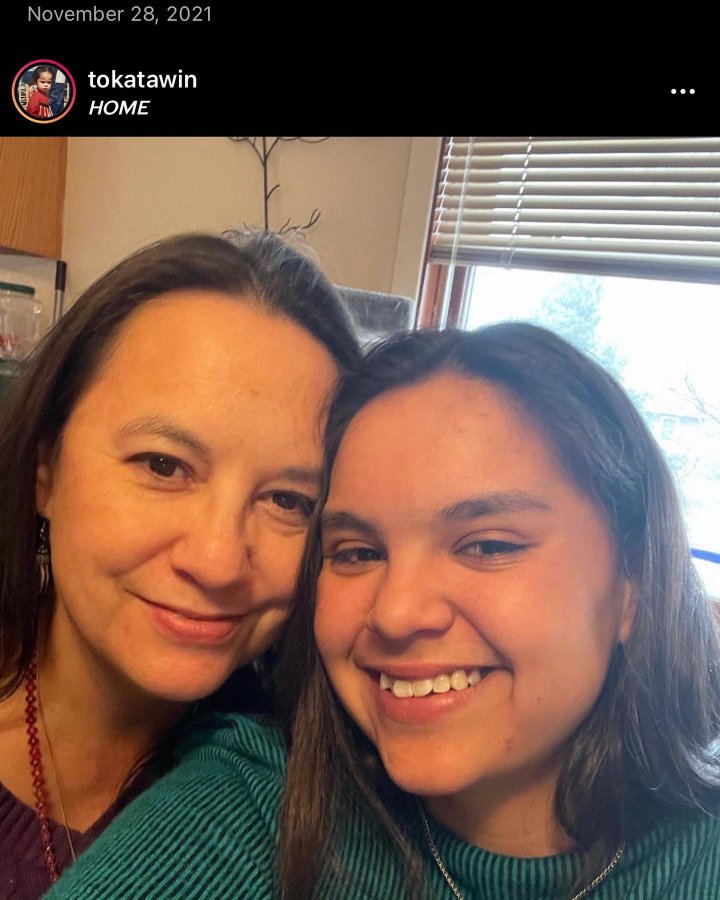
275, 467, 322, 487
118, 415, 210, 461
439, 492, 552, 521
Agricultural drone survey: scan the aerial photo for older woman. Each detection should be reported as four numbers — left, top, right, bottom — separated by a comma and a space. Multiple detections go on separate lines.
0, 231, 359, 896
47, 324, 720, 899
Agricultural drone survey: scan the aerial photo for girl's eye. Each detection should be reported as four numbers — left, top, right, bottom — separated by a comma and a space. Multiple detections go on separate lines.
459, 540, 528, 558
337, 547, 382, 563
323, 546, 385, 569
269, 491, 315, 519
131, 453, 190, 481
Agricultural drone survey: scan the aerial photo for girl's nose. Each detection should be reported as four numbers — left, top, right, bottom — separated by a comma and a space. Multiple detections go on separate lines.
366, 561, 454, 644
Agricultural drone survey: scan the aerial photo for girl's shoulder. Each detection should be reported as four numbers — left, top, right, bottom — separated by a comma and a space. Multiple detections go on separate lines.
618, 807, 720, 898
46, 715, 287, 899
175, 712, 286, 773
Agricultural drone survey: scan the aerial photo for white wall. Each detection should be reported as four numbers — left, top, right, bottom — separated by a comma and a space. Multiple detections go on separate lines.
62, 137, 440, 306
392, 137, 442, 300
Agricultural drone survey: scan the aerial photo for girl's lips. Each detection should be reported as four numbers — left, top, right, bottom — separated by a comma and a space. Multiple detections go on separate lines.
367, 666, 505, 726
361, 662, 501, 680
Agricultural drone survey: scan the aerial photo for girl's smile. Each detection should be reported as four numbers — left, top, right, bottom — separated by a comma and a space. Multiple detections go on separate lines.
315, 372, 634, 811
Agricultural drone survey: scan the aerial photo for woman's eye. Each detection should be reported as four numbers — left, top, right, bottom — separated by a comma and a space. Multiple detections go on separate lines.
459, 540, 528, 558
131, 453, 189, 481
148, 455, 181, 478
269, 491, 315, 518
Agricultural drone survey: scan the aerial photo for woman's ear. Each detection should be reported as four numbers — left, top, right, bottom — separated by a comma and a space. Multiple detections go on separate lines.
35, 443, 55, 517
618, 578, 636, 645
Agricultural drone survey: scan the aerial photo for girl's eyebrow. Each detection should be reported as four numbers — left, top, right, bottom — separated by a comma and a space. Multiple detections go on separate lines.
320, 510, 380, 539
321, 492, 551, 536
440, 492, 552, 521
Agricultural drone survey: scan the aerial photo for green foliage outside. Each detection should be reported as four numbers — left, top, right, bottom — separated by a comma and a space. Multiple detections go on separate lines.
527, 275, 627, 381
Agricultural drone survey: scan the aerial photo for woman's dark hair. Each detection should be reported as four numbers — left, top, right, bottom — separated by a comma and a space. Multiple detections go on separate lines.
0, 231, 360, 696
277, 323, 720, 898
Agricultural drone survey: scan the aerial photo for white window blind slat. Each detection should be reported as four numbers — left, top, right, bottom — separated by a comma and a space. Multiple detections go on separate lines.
439, 183, 720, 196
443, 198, 720, 212
437, 211, 720, 226
430, 137, 720, 283
448, 138, 720, 153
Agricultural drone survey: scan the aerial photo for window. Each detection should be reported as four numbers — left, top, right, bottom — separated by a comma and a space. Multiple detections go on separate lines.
420, 137, 720, 596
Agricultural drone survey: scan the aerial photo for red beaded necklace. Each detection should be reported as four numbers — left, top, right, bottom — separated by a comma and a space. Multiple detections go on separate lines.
23, 650, 161, 885
24, 653, 61, 883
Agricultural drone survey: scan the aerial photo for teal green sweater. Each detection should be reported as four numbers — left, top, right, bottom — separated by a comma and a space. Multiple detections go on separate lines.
47, 715, 720, 899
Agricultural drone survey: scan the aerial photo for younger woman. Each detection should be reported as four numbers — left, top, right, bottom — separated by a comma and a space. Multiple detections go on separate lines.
48, 324, 720, 899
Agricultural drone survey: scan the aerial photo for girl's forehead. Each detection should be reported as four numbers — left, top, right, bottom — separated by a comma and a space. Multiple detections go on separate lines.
331, 375, 558, 492
330, 374, 596, 508
341, 374, 528, 448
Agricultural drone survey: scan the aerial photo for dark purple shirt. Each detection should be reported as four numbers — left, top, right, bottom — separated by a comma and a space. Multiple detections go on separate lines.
0, 763, 164, 899
0, 665, 270, 898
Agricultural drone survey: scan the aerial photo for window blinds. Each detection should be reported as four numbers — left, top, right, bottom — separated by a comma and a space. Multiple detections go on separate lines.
429, 137, 720, 283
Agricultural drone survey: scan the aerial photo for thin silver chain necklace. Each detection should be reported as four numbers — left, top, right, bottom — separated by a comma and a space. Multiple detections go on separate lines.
417, 800, 625, 900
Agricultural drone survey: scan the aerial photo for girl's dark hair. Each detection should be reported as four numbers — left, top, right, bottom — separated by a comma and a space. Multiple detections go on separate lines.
0, 231, 360, 696
32, 66, 54, 83
277, 323, 720, 899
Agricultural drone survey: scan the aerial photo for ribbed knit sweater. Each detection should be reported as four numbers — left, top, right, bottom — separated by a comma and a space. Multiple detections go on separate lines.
47, 715, 720, 899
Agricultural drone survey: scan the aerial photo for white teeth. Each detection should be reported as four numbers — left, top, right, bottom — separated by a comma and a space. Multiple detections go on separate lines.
379, 667, 487, 697
391, 680, 413, 698
412, 678, 434, 698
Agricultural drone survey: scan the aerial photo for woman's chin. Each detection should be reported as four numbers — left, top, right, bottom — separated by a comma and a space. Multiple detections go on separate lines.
128, 664, 237, 706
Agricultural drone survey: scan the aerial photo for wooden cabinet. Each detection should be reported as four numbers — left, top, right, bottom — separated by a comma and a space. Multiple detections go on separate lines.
0, 138, 67, 258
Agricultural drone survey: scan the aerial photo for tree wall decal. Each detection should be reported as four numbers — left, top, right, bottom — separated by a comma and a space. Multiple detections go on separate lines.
228, 137, 329, 234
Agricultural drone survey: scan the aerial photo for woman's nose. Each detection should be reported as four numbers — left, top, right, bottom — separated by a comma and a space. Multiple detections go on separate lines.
169, 500, 253, 593
366, 560, 454, 644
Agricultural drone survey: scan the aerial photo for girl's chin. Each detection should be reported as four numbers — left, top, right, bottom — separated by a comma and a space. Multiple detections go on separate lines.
380, 758, 475, 799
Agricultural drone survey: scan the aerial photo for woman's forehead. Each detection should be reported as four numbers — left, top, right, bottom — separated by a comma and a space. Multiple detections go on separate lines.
66, 291, 338, 445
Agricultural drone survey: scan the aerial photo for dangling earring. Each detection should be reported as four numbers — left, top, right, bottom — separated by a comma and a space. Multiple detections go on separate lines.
36, 519, 51, 596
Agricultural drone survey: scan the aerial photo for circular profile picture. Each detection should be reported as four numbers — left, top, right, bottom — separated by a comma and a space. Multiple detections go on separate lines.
12, 60, 76, 123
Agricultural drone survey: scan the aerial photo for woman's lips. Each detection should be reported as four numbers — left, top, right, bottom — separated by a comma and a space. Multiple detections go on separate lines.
142, 598, 242, 645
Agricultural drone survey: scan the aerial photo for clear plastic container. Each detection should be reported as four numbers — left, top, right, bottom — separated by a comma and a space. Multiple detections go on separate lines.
0, 281, 41, 362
